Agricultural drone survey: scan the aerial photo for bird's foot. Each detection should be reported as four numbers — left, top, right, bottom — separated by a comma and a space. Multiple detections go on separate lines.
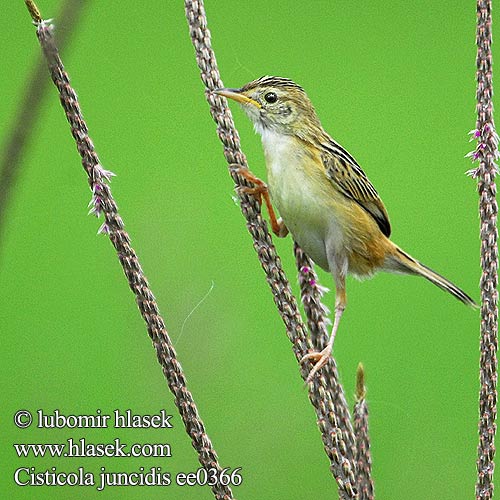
229, 164, 267, 203
229, 164, 288, 237
301, 345, 333, 384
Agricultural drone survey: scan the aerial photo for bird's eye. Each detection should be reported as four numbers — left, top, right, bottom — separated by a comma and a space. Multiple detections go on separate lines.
264, 92, 278, 104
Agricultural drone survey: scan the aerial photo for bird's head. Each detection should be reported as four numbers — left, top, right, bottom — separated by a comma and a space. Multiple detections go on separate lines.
214, 76, 323, 139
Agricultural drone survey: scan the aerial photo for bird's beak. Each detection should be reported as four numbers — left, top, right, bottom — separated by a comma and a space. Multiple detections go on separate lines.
214, 88, 262, 109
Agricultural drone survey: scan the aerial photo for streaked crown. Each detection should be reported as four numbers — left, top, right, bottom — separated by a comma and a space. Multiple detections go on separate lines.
223, 76, 324, 140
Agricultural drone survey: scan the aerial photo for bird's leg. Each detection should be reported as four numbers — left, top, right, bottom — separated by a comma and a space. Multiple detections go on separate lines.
301, 286, 346, 384
230, 164, 289, 238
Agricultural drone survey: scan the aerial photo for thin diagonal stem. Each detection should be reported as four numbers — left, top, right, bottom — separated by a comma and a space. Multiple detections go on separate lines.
184, 1, 358, 497
353, 364, 374, 500
0, 0, 85, 257
472, 1, 499, 498
294, 243, 357, 461
25, 3, 233, 499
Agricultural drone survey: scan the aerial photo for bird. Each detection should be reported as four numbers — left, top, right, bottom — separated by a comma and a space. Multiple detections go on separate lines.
214, 76, 477, 381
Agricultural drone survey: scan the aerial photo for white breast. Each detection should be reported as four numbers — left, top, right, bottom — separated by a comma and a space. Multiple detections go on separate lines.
259, 128, 344, 271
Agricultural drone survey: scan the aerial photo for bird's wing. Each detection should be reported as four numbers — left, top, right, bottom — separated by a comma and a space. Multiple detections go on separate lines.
320, 140, 391, 237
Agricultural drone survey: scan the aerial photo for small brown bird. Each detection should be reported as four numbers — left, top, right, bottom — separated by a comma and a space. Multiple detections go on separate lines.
215, 76, 476, 380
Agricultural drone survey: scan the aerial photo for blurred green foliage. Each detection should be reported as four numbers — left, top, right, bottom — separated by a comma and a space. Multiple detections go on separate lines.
1, 1, 493, 498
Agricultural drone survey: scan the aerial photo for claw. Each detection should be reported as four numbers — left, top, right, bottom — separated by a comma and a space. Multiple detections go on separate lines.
236, 184, 264, 204
301, 345, 333, 384
228, 163, 285, 237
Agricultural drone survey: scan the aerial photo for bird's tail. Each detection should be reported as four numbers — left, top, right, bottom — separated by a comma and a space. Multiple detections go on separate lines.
384, 245, 478, 308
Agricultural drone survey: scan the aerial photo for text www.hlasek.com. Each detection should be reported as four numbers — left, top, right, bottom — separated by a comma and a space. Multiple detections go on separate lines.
14, 438, 171, 458
13, 409, 243, 490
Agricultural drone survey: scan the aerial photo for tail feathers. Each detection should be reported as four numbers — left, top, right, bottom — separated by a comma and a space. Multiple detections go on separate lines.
387, 247, 478, 309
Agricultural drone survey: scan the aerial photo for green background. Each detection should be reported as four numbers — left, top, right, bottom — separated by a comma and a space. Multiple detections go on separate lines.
1, 1, 493, 498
